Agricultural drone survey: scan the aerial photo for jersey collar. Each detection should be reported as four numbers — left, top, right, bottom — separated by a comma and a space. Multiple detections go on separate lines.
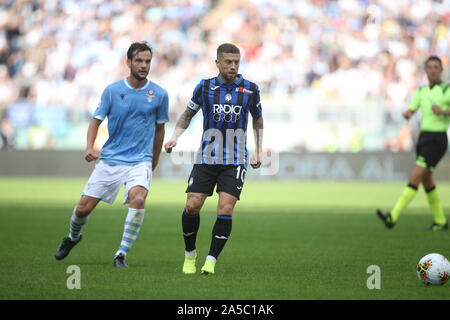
215, 74, 243, 87
123, 78, 151, 91
429, 81, 443, 89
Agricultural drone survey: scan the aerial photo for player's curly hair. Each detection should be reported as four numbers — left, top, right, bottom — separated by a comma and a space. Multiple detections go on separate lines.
127, 42, 153, 60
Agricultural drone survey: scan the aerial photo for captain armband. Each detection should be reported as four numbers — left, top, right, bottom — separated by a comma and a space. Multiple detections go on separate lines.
187, 100, 200, 111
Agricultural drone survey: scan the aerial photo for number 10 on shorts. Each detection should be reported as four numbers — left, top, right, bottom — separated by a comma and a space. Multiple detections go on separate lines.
236, 166, 246, 182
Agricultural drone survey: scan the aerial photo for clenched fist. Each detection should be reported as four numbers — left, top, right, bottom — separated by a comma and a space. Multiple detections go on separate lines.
164, 140, 177, 153
85, 148, 99, 162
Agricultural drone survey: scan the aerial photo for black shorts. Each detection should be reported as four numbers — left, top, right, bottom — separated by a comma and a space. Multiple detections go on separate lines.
415, 131, 448, 170
185, 164, 247, 200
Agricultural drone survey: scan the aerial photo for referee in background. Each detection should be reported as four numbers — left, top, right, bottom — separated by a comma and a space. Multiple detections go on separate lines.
377, 56, 450, 231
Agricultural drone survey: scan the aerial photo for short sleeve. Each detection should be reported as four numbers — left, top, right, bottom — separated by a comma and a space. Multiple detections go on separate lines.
93, 86, 111, 120
408, 88, 421, 111
443, 83, 450, 109
156, 90, 169, 124
250, 84, 262, 118
187, 81, 203, 111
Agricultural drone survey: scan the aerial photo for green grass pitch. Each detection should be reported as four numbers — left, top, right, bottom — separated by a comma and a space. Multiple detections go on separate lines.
0, 177, 449, 300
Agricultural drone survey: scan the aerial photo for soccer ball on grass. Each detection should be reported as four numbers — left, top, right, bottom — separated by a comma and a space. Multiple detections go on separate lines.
416, 253, 450, 286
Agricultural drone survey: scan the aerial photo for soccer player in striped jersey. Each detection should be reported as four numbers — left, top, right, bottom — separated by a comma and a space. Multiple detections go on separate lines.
54, 42, 169, 267
377, 56, 450, 231
164, 43, 264, 275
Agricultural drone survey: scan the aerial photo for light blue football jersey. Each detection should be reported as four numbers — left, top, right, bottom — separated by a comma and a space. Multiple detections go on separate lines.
93, 78, 169, 165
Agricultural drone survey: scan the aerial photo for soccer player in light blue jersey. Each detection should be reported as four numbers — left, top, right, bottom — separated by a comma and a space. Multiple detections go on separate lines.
55, 42, 169, 267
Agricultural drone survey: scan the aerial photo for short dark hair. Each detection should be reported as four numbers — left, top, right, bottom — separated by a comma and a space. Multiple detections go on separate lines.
425, 56, 442, 68
127, 42, 153, 60
217, 43, 240, 59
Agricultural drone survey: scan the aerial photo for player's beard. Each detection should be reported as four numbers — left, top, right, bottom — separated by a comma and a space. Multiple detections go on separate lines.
132, 69, 148, 82
222, 71, 237, 84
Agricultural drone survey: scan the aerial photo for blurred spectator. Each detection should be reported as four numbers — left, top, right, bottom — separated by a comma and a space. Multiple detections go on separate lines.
1, 0, 450, 152
0, 109, 14, 150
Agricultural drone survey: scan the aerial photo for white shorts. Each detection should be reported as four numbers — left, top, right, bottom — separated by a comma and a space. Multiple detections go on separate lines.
82, 161, 152, 204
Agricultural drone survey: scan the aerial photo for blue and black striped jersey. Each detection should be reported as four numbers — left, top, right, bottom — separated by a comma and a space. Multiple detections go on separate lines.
187, 74, 262, 167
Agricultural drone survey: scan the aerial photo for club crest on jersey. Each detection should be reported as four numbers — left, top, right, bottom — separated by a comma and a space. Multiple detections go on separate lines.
225, 93, 232, 103
236, 87, 253, 94
145, 89, 155, 103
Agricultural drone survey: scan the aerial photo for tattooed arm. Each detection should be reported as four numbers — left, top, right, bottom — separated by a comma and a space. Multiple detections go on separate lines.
164, 108, 199, 153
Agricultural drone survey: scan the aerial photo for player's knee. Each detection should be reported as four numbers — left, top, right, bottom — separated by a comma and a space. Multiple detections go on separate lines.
130, 195, 146, 209
218, 203, 234, 215
75, 204, 93, 217
185, 202, 202, 214
410, 168, 426, 185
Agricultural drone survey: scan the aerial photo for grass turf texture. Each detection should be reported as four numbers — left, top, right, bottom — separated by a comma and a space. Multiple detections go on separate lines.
0, 178, 449, 300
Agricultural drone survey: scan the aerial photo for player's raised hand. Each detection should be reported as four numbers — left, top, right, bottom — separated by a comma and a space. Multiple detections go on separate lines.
250, 152, 262, 169
84, 148, 99, 162
164, 140, 177, 153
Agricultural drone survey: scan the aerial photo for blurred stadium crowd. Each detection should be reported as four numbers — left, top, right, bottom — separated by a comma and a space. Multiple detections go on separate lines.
1, 0, 450, 152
